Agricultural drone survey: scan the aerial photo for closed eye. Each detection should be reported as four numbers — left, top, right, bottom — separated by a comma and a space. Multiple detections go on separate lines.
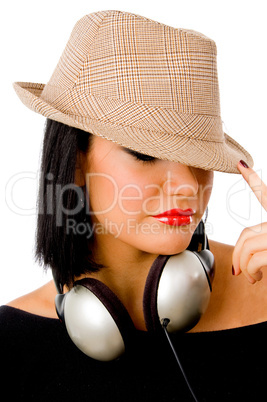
124, 148, 157, 163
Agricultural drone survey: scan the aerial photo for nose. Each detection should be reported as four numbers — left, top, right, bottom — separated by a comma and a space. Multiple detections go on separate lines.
162, 163, 199, 197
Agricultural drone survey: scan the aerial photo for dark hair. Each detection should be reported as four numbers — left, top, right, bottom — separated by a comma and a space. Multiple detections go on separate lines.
35, 119, 102, 289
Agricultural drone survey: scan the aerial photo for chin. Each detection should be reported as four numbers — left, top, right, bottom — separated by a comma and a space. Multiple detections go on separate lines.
140, 232, 193, 256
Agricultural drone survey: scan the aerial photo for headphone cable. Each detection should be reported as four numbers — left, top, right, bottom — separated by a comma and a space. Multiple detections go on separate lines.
162, 319, 199, 402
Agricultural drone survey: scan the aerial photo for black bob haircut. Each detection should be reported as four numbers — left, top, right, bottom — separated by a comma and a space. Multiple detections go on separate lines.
36, 119, 102, 289
36, 119, 206, 290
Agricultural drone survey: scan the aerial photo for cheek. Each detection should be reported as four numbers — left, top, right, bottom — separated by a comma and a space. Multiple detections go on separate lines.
87, 174, 119, 215
117, 184, 143, 215
199, 172, 213, 214
118, 183, 162, 216
87, 168, 151, 219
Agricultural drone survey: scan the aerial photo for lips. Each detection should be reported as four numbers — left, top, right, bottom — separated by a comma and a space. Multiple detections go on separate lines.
152, 208, 195, 226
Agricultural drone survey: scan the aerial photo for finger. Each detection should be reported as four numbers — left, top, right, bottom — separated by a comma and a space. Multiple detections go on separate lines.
232, 228, 248, 276
246, 250, 267, 281
240, 269, 257, 284
232, 223, 267, 275
237, 161, 267, 211
239, 233, 267, 275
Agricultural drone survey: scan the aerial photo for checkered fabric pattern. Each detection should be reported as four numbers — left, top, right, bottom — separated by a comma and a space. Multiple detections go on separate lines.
13, 10, 253, 173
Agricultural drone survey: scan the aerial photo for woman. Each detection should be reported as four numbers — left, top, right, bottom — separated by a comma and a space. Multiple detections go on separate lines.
1, 10, 267, 401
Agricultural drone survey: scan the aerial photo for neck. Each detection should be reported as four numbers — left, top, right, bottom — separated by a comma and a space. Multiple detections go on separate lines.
83, 233, 158, 330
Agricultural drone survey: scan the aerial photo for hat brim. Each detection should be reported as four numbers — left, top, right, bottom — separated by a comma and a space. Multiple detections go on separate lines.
13, 81, 253, 173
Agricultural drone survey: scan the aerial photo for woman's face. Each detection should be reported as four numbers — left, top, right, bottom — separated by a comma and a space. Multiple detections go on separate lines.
83, 136, 213, 257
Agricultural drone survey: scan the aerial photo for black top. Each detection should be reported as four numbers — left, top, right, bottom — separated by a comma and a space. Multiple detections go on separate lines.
0, 305, 266, 401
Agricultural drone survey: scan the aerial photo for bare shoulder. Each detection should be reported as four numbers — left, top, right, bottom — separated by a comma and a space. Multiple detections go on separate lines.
6, 281, 58, 319
192, 239, 267, 332
209, 239, 234, 261
208, 239, 234, 281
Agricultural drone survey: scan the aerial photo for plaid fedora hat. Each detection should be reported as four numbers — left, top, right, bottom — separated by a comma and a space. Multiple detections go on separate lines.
13, 10, 253, 173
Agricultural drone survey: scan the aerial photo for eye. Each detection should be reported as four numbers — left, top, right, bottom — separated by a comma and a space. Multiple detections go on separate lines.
124, 148, 157, 163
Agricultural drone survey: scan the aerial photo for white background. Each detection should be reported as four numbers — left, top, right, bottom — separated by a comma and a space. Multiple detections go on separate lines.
1, 0, 266, 305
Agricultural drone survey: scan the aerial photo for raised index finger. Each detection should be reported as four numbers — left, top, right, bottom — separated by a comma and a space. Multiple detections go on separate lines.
238, 160, 267, 211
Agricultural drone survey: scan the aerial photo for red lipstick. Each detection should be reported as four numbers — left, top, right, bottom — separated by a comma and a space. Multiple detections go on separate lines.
152, 208, 195, 226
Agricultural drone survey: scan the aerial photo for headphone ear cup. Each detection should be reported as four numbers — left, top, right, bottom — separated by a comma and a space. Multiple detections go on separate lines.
194, 249, 215, 289
60, 278, 135, 361
143, 251, 213, 334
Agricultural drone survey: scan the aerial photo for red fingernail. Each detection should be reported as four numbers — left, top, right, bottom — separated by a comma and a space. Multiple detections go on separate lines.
239, 160, 249, 168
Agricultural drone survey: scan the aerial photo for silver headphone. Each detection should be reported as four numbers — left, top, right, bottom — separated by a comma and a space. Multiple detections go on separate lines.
54, 224, 215, 361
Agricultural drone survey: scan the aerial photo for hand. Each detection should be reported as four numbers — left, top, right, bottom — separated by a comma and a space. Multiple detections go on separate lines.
232, 160, 267, 284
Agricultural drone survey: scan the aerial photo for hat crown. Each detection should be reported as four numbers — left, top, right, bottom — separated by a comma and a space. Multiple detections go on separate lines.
42, 10, 220, 117
14, 10, 253, 172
